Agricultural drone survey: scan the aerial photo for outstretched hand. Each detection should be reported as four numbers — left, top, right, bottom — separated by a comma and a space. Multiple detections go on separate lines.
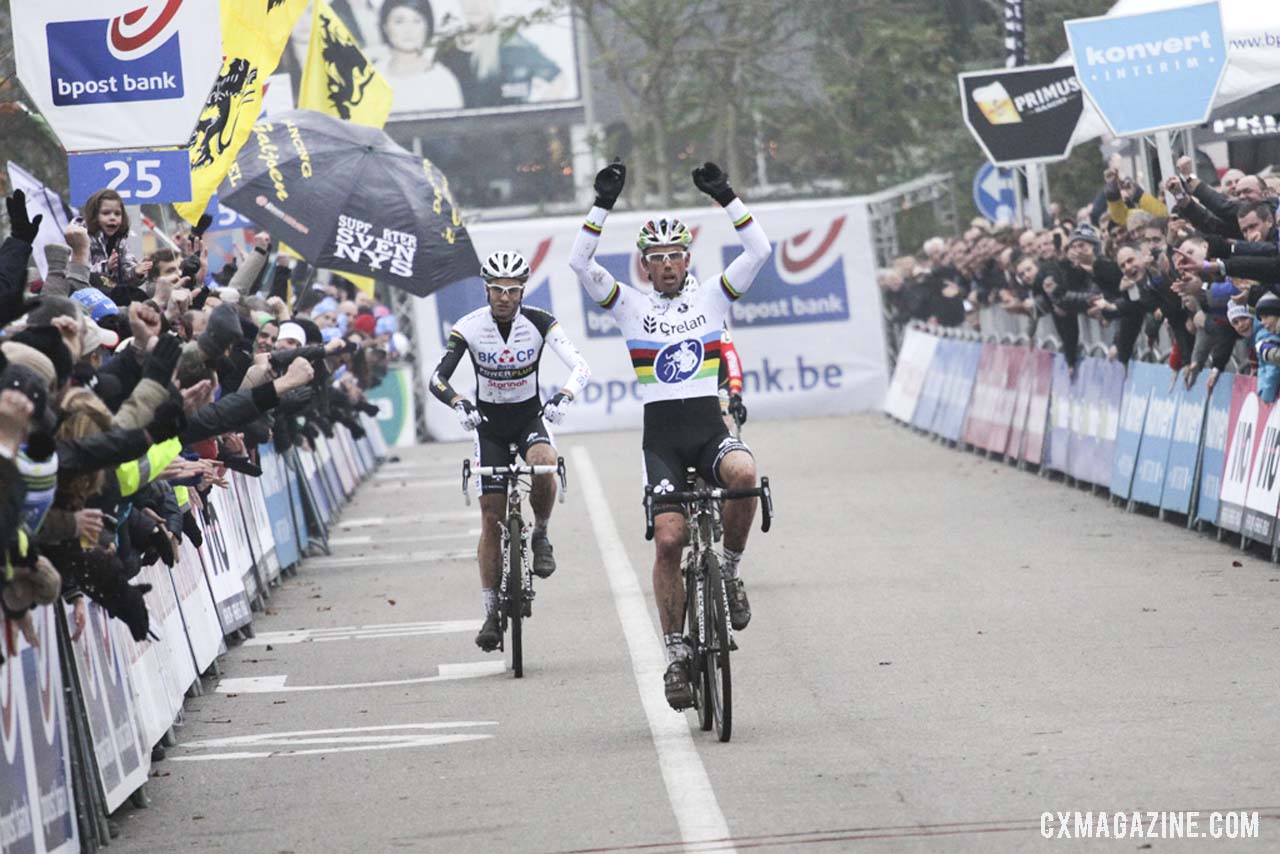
593, 158, 626, 210
692, 161, 735, 205
6, 190, 42, 244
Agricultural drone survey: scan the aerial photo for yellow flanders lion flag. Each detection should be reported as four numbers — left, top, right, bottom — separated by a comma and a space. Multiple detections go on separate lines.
176, 0, 309, 224
299, 0, 393, 128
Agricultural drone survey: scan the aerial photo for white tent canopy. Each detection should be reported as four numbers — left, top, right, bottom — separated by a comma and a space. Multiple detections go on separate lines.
1059, 0, 1280, 144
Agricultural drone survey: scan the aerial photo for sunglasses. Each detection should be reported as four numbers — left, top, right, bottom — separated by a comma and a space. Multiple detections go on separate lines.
645, 251, 687, 264
485, 284, 525, 296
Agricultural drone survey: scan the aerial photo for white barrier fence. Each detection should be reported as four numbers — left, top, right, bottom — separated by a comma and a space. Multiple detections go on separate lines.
1, 416, 387, 853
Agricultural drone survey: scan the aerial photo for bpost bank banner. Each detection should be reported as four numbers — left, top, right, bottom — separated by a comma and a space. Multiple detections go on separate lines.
11, 0, 223, 152
414, 197, 887, 438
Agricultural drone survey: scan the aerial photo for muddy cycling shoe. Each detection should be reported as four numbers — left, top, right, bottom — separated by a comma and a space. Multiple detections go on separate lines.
531, 532, 556, 578
475, 613, 502, 652
664, 659, 695, 710
725, 578, 752, 630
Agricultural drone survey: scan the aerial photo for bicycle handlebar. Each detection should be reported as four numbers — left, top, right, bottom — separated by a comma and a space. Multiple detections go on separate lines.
462, 457, 568, 506
643, 476, 774, 541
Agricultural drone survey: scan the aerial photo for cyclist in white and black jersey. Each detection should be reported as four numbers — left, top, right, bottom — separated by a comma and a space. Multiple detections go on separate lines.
568, 159, 771, 710
429, 250, 590, 652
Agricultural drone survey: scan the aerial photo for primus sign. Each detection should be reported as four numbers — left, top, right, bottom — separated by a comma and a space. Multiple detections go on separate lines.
959, 63, 1083, 165
1065, 1, 1227, 137
12, 0, 222, 151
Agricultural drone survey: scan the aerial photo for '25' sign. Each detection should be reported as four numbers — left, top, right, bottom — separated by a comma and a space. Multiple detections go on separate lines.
68, 149, 193, 207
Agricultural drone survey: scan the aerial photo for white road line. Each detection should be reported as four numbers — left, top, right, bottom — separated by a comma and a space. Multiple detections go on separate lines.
338, 511, 474, 528
216, 660, 506, 693
572, 446, 735, 851
327, 530, 480, 547
171, 723, 497, 761
244, 619, 480, 646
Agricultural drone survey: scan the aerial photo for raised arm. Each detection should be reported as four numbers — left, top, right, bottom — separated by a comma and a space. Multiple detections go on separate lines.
569, 161, 627, 307
691, 162, 771, 300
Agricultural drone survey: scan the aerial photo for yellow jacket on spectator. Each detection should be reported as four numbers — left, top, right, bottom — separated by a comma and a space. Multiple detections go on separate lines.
116, 437, 182, 499
1108, 192, 1168, 227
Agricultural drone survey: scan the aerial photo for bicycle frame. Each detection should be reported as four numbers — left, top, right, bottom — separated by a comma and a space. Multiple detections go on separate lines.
462, 455, 567, 678
643, 474, 774, 740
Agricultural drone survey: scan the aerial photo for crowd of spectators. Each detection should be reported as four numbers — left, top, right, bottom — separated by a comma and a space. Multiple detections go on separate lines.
881, 157, 1280, 395
0, 187, 395, 653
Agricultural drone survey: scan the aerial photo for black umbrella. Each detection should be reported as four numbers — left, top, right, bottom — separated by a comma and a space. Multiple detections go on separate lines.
219, 109, 479, 297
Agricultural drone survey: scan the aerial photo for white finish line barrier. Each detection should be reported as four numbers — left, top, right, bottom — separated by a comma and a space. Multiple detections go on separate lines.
0, 416, 386, 852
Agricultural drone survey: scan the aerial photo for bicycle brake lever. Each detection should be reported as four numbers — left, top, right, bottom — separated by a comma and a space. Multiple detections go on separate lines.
760, 476, 773, 533
557, 457, 567, 504
462, 459, 472, 506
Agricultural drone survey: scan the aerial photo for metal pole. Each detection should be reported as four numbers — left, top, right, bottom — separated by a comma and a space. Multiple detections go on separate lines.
1026, 165, 1045, 229
1155, 130, 1178, 207
572, 8, 599, 206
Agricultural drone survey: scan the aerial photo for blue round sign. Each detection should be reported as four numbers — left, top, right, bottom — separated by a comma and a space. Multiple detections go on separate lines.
973, 163, 1017, 223
654, 338, 704, 384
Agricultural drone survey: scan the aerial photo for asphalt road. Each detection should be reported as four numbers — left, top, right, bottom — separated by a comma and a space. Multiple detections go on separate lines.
115, 414, 1280, 853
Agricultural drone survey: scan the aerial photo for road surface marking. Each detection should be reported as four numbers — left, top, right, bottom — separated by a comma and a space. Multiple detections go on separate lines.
572, 446, 735, 852
245, 619, 481, 646
216, 660, 506, 693
171, 722, 496, 761
338, 511, 473, 528
327, 529, 480, 547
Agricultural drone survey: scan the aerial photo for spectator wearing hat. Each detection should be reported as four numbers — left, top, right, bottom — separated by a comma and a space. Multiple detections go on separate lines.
1252, 293, 1280, 402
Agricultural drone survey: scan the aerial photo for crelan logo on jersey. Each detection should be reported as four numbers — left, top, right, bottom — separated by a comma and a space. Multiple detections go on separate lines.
643, 313, 707, 337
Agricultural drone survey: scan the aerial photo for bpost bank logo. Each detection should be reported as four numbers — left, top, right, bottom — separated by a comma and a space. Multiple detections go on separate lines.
48, 0, 186, 107
435, 237, 553, 345
723, 217, 851, 328
654, 339, 704, 384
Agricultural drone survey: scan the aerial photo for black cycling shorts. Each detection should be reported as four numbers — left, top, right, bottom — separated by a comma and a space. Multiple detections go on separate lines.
473, 405, 554, 496
642, 397, 751, 515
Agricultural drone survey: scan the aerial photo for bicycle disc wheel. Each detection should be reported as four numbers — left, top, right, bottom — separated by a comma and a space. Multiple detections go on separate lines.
507, 514, 524, 678
705, 551, 732, 742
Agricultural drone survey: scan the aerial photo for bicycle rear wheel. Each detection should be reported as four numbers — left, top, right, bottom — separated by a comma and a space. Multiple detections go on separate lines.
705, 551, 732, 742
507, 514, 524, 678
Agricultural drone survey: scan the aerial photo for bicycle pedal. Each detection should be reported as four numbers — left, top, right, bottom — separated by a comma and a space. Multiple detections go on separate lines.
729, 637, 738, 652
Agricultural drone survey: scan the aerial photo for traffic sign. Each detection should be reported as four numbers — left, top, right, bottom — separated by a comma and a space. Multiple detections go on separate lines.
973, 163, 1017, 223
68, 149, 193, 207
959, 64, 1083, 165
1065, 1, 1227, 137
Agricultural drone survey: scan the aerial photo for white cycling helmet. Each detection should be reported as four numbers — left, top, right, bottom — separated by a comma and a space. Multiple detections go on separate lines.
636, 218, 693, 253
481, 250, 531, 282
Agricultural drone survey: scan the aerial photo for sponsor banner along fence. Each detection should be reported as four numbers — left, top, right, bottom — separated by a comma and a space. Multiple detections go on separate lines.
1, 421, 383, 837
886, 328, 1280, 553
415, 196, 889, 440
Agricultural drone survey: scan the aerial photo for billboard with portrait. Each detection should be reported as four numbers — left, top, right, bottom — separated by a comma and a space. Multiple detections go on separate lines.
281, 0, 580, 118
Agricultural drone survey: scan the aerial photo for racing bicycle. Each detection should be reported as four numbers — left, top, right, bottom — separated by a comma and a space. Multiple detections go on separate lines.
644, 471, 774, 741
462, 452, 567, 678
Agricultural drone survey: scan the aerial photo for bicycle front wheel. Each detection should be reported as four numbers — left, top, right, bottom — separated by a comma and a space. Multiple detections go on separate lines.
507, 514, 524, 678
705, 551, 732, 742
